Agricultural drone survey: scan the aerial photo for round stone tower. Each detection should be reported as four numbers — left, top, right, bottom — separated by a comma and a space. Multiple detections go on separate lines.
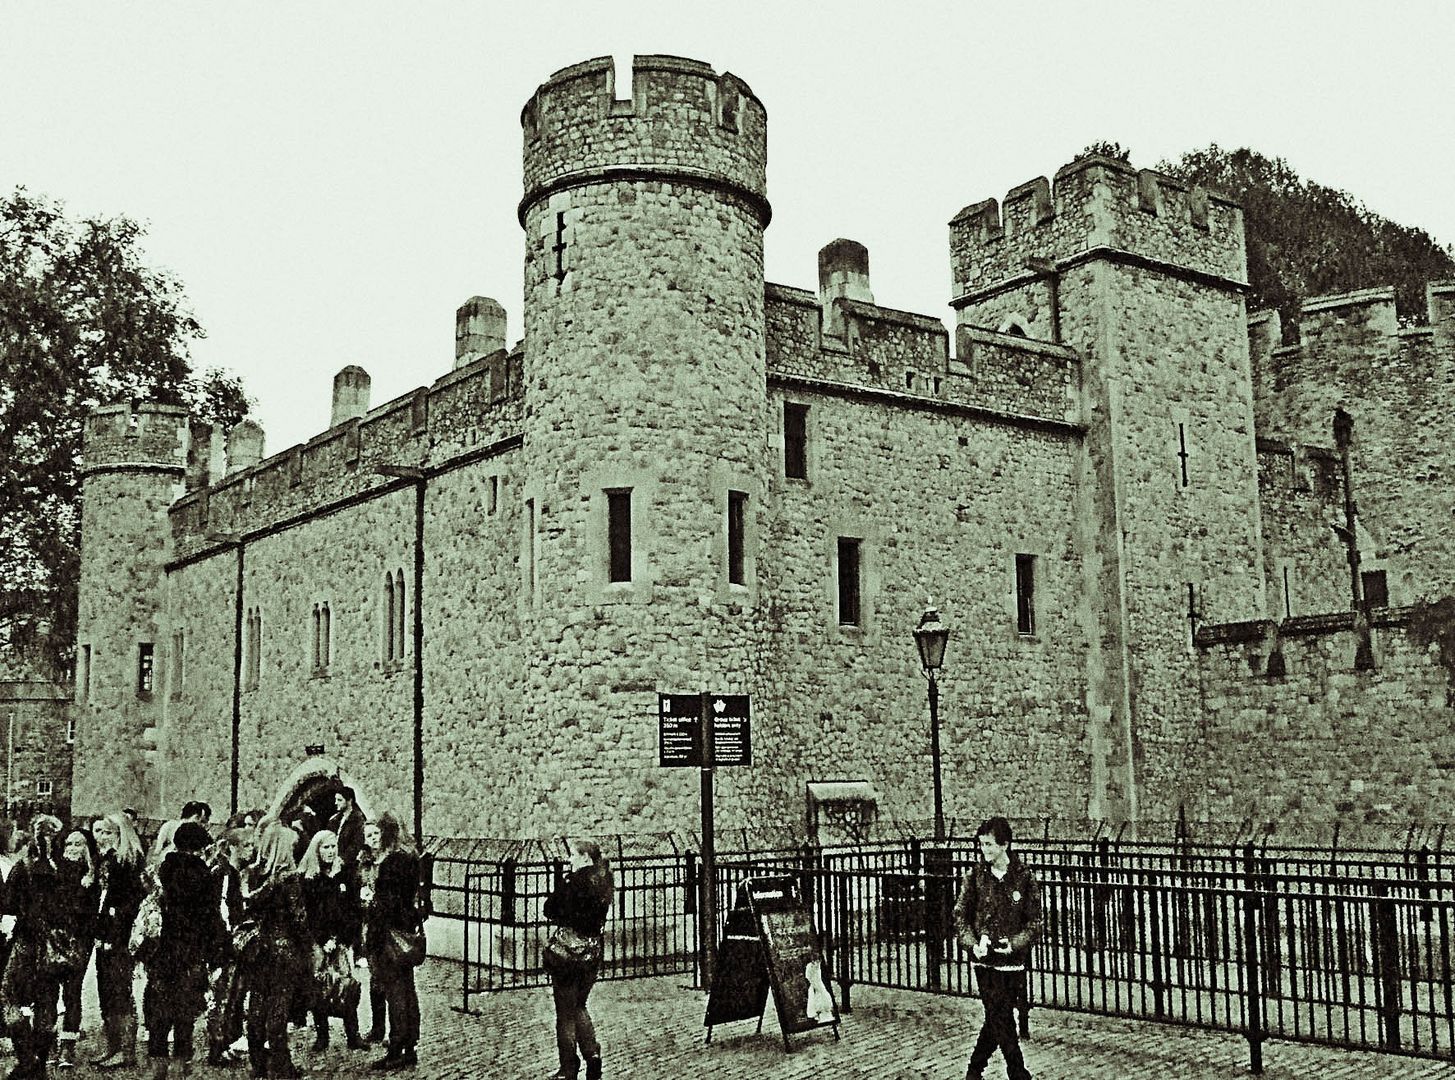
516, 55, 769, 832
74, 401, 190, 817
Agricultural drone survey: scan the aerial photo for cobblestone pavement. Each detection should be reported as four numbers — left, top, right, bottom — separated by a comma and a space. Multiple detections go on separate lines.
52, 958, 1455, 1077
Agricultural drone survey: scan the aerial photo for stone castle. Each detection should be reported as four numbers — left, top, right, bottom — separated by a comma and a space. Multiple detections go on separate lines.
71, 55, 1455, 839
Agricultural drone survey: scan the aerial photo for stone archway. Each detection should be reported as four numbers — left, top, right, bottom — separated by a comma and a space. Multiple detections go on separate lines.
262, 756, 374, 828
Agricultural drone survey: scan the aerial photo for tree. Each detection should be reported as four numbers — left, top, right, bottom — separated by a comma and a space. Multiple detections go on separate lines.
0, 187, 252, 676
1160, 146, 1455, 328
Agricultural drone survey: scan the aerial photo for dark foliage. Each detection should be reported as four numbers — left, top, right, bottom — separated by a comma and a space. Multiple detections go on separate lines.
0, 187, 252, 676
1160, 146, 1455, 328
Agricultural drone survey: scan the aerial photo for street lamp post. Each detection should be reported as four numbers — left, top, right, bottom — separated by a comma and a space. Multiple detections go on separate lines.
914, 606, 951, 990
914, 607, 950, 842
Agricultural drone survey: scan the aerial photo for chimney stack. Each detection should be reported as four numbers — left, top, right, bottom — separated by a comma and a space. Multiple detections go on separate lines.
225, 420, 265, 474
330, 365, 372, 427
818, 239, 874, 337
456, 296, 507, 369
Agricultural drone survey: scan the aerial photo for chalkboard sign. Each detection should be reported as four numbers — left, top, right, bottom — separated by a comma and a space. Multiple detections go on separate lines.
703, 875, 840, 1051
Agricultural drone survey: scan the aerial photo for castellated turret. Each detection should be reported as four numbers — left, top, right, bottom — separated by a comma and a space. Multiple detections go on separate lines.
74, 402, 192, 816
516, 55, 770, 823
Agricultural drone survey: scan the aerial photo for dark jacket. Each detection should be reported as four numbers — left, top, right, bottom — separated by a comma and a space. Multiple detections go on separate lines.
329, 806, 366, 868
19, 846, 95, 945
93, 851, 145, 952
543, 866, 611, 938
365, 849, 418, 958
302, 868, 362, 949
243, 870, 309, 975
953, 856, 1042, 970
151, 850, 225, 974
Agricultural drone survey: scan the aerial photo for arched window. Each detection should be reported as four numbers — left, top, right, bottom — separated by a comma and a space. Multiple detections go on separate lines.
394, 570, 406, 659
997, 315, 1030, 337
384, 573, 396, 661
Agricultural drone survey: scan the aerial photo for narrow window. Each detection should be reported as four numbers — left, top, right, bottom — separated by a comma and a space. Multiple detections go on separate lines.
1186, 582, 1199, 633
245, 609, 262, 690
35, 779, 52, 798
312, 605, 322, 671
784, 403, 809, 480
1015, 554, 1036, 636
1282, 566, 1293, 619
837, 537, 862, 626
1362, 569, 1389, 609
320, 602, 331, 671
394, 571, 406, 658
727, 490, 747, 586
66, 718, 76, 746
525, 499, 537, 598
488, 475, 499, 516
78, 644, 90, 701
137, 643, 155, 696
1176, 422, 1190, 488
607, 489, 633, 583
170, 629, 184, 696
384, 574, 395, 661
553, 212, 568, 285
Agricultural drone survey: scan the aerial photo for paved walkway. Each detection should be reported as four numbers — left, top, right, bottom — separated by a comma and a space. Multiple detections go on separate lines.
52, 957, 1455, 1077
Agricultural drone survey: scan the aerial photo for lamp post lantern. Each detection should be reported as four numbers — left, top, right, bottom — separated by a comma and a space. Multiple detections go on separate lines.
914, 607, 950, 842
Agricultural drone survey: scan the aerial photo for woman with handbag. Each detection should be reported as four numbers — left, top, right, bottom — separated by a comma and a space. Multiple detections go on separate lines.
89, 813, 145, 1070
141, 820, 226, 1080
241, 822, 309, 1080
364, 813, 422, 1072
541, 839, 613, 1080
298, 829, 365, 1053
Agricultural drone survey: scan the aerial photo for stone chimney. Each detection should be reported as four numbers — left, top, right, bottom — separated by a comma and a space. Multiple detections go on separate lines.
818, 239, 874, 337
330, 365, 372, 427
456, 296, 507, 369
226, 420, 265, 474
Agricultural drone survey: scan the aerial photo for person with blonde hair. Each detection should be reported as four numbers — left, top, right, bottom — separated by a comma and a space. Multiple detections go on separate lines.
541, 838, 613, 1080
90, 812, 146, 1069
242, 821, 308, 1079
298, 829, 365, 1053
50, 830, 97, 1068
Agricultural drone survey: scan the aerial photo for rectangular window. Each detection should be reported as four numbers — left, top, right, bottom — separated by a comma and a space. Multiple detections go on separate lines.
488, 475, 499, 515
1015, 554, 1036, 636
1362, 569, 1389, 609
78, 644, 90, 701
607, 489, 632, 583
137, 643, 154, 696
837, 537, 862, 626
727, 490, 747, 586
66, 718, 76, 745
35, 779, 52, 798
784, 403, 809, 480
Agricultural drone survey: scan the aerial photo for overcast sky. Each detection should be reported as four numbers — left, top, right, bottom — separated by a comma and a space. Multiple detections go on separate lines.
5, 1, 1452, 452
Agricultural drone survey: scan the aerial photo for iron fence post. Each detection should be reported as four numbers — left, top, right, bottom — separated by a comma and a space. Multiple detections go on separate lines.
1373, 883, 1402, 1051
1242, 842, 1265, 1075
836, 871, 854, 1014
1147, 879, 1166, 1020
502, 857, 517, 926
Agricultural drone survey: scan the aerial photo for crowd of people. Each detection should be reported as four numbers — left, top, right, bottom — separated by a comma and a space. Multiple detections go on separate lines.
0, 787, 428, 1080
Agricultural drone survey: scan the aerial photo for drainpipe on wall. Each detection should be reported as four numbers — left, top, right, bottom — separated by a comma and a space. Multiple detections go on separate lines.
208, 532, 245, 815
377, 467, 427, 845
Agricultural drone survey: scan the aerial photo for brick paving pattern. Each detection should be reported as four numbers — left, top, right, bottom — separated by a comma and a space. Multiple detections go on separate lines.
45, 957, 1455, 1077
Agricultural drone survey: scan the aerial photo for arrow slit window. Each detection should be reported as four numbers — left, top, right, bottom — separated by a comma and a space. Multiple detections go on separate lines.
837, 537, 862, 626
727, 490, 747, 585
607, 488, 632, 583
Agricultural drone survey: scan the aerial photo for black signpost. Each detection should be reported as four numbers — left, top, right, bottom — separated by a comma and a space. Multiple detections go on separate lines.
658, 692, 752, 991
704, 875, 841, 1051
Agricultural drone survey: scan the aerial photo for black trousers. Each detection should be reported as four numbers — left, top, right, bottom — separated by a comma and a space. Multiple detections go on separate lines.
969, 966, 1031, 1080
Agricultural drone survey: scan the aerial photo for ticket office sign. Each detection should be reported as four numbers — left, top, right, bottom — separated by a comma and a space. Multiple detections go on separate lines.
658, 694, 751, 767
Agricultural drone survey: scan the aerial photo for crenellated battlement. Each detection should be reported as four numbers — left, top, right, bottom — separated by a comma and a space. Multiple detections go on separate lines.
81, 402, 190, 475
949, 154, 1246, 303
519, 54, 768, 227
1248, 281, 1455, 372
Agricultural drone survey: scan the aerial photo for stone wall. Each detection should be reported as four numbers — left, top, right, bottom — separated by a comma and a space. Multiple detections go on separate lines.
1195, 610, 1455, 824
0, 681, 73, 807
1256, 441, 1350, 617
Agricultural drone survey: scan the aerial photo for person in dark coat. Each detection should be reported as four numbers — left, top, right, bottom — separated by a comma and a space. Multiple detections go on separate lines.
364, 813, 421, 1072
50, 831, 98, 1068
205, 827, 255, 1067
0, 818, 24, 1013
541, 839, 613, 1080
355, 821, 386, 1043
89, 813, 146, 1069
5, 814, 92, 1080
141, 821, 225, 1079
242, 822, 309, 1080
298, 829, 365, 1052
327, 788, 366, 870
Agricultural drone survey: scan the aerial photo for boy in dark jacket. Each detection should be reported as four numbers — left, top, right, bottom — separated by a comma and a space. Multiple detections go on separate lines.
953, 816, 1041, 1080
